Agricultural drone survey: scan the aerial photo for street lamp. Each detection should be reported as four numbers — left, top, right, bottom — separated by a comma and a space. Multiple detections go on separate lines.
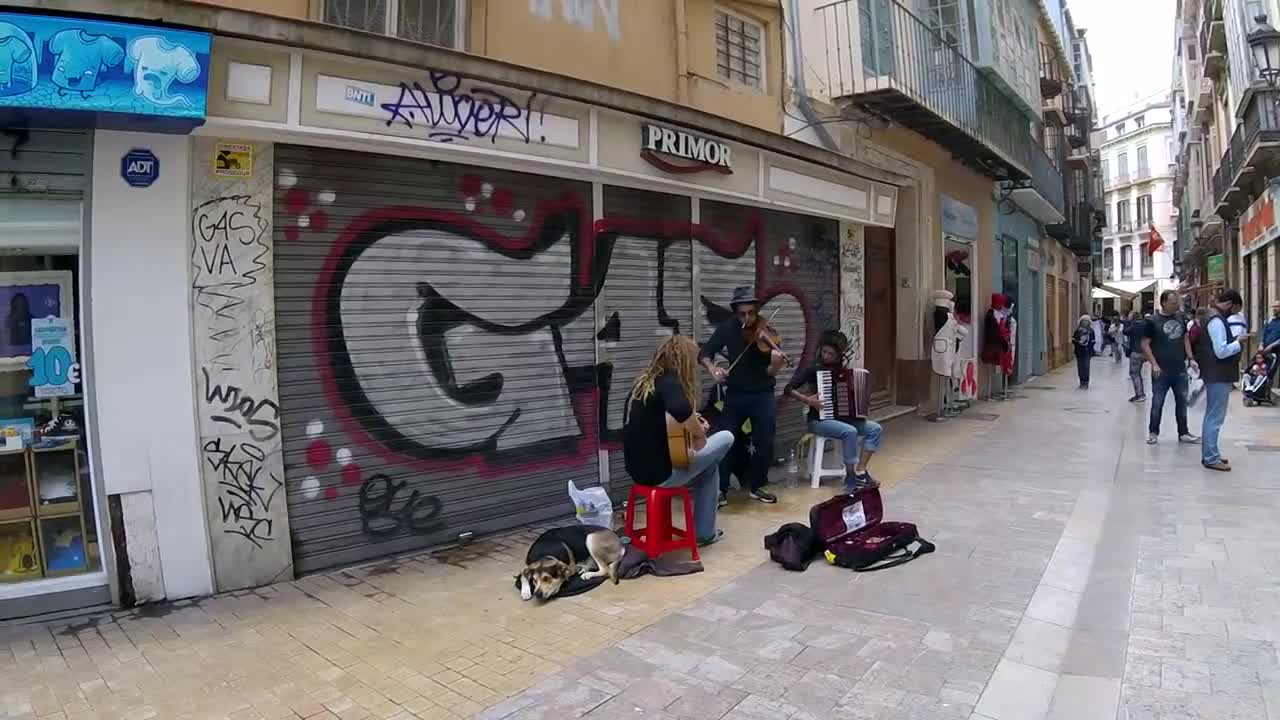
1189, 211, 1204, 239
1249, 15, 1280, 87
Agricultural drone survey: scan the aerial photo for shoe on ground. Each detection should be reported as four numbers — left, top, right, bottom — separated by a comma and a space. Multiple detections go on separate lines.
1147, 433, 1158, 445
1129, 395, 1142, 403
750, 489, 778, 504
1178, 433, 1201, 444
1203, 460, 1232, 472
845, 472, 880, 494
697, 529, 724, 547
717, 492, 729, 508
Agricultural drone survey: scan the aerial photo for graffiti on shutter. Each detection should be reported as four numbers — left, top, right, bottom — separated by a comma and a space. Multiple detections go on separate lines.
275, 148, 838, 569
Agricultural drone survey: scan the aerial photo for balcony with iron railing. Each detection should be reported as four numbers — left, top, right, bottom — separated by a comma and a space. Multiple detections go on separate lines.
1109, 171, 1131, 189
1009, 142, 1066, 222
1212, 88, 1280, 216
816, 0, 1032, 180
1039, 42, 1063, 99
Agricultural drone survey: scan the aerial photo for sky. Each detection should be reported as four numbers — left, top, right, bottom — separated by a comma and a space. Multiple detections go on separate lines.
1066, 0, 1176, 121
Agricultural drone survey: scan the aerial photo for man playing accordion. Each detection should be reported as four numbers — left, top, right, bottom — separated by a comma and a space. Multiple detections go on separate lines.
784, 330, 882, 493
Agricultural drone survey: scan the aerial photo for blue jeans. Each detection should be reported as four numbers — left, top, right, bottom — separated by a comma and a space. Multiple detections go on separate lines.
716, 388, 776, 492
662, 430, 733, 541
1149, 371, 1189, 436
808, 417, 883, 467
1201, 382, 1231, 465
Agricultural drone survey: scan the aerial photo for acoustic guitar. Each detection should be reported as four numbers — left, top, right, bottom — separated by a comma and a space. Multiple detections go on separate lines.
665, 413, 707, 470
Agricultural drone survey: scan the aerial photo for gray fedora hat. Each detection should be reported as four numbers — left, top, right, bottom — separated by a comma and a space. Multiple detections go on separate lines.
729, 286, 759, 307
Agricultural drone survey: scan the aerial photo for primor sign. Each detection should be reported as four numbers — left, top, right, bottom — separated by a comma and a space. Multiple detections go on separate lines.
640, 123, 733, 175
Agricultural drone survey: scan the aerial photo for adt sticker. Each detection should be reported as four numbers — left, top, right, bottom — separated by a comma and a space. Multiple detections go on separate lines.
27, 317, 79, 398
121, 148, 159, 188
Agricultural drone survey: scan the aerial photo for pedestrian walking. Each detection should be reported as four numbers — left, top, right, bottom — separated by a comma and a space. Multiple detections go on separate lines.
1141, 290, 1199, 446
1124, 311, 1148, 402
1109, 316, 1124, 363
1073, 316, 1093, 388
1193, 289, 1249, 472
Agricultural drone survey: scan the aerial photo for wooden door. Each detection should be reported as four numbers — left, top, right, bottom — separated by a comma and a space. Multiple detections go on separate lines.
863, 228, 896, 408
1057, 279, 1070, 367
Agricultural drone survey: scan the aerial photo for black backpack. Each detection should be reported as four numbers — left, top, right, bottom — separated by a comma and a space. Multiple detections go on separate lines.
764, 522, 821, 571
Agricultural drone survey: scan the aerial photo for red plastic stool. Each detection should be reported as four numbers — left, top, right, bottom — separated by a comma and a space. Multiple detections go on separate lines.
624, 484, 700, 562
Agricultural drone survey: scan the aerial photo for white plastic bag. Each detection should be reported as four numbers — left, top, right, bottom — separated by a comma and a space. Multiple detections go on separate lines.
567, 479, 614, 528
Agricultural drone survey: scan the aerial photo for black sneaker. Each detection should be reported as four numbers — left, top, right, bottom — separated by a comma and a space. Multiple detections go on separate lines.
749, 489, 777, 504
717, 492, 729, 508
697, 530, 724, 547
1129, 395, 1142, 403
39, 413, 79, 439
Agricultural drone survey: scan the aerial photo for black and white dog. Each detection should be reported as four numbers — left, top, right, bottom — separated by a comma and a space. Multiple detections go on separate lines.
515, 525, 624, 601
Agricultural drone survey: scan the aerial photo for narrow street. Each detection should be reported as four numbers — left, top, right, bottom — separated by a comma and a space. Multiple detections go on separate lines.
3, 358, 1280, 720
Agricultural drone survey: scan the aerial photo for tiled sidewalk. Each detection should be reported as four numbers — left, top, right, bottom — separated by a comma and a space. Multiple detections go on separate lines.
4, 357, 1280, 720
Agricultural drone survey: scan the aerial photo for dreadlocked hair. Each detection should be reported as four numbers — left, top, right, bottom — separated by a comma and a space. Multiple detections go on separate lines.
630, 335, 701, 410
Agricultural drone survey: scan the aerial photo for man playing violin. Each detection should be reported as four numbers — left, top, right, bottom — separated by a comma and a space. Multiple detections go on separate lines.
699, 286, 784, 505
624, 335, 733, 546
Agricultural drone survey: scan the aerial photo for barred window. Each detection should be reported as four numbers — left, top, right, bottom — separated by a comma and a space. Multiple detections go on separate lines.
324, 0, 460, 48
716, 10, 764, 91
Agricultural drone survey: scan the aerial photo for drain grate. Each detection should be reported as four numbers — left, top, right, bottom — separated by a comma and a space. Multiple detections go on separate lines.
1246, 444, 1280, 453
1022, 386, 1057, 391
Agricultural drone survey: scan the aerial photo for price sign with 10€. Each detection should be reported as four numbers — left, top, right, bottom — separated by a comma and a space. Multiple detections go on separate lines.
27, 317, 79, 398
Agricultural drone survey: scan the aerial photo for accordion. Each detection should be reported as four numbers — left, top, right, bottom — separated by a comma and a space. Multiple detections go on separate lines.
816, 368, 870, 420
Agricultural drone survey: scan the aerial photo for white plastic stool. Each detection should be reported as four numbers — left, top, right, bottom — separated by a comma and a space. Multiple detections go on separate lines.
808, 436, 846, 489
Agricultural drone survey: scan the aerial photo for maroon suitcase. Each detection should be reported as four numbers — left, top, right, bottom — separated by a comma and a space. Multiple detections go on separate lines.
808, 488, 935, 572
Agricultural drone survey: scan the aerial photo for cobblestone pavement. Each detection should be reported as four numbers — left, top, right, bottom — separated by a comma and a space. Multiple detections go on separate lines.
1, 358, 1278, 720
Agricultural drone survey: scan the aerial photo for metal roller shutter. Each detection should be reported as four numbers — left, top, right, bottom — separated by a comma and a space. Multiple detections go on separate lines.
696, 200, 839, 465
272, 145, 601, 573
0, 128, 90, 197
598, 186, 694, 500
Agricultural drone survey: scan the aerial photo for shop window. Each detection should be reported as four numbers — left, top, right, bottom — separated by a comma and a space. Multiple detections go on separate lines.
0, 202, 98, 585
715, 9, 765, 91
323, 0, 462, 48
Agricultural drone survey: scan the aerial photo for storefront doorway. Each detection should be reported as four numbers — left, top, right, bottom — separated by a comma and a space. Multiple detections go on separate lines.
863, 227, 896, 408
0, 129, 107, 618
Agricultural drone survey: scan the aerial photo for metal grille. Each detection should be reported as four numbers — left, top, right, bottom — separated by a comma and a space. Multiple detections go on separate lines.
0, 128, 90, 196
715, 10, 763, 89
599, 186, 694, 501
272, 145, 599, 573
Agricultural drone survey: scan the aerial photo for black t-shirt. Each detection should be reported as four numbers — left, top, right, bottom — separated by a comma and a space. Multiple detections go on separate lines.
623, 373, 694, 485
699, 319, 776, 392
1124, 320, 1146, 352
1073, 326, 1093, 356
1144, 312, 1189, 374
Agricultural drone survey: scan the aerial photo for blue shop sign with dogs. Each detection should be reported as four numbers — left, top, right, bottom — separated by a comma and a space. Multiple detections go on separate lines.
0, 12, 211, 120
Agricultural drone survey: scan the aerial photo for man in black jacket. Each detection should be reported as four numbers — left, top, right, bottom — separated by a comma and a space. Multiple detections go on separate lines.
1124, 311, 1148, 401
700, 287, 785, 505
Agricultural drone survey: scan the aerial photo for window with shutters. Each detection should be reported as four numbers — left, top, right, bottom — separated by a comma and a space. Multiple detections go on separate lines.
322, 0, 462, 48
1136, 194, 1152, 226
1140, 242, 1153, 275
1121, 244, 1133, 278
715, 9, 765, 91
1103, 247, 1114, 279
1116, 199, 1131, 231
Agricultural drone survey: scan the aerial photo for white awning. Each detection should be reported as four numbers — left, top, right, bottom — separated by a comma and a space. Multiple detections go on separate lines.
1092, 287, 1122, 300
1101, 279, 1158, 298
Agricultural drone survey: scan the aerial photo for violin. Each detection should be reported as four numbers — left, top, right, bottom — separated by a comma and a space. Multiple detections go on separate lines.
739, 308, 795, 368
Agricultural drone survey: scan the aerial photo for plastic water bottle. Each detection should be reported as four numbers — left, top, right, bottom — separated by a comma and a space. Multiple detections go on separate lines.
786, 449, 799, 487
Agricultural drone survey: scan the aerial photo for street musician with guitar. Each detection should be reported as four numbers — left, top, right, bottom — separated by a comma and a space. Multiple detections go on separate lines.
623, 335, 732, 547
784, 329, 882, 493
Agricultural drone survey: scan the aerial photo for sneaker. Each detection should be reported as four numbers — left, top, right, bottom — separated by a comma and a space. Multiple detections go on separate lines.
1137, 395, 1147, 402
1203, 460, 1232, 472
717, 492, 729, 508
749, 489, 778, 504
1147, 433, 1158, 445
846, 472, 880, 493
697, 530, 724, 547
1129, 395, 1142, 403
1178, 433, 1201, 444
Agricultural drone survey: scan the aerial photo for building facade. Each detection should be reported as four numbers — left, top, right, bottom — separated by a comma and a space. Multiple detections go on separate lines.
0, 0, 916, 616
793, 0, 1101, 383
1098, 99, 1178, 314
1171, 0, 1280, 328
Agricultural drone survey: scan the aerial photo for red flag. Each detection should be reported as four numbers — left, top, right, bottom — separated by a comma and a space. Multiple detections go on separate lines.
1148, 224, 1165, 254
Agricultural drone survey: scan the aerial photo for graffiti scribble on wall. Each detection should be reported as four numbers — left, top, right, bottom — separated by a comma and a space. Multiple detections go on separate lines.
381, 71, 541, 144
203, 438, 282, 548
529, 0, 622, 42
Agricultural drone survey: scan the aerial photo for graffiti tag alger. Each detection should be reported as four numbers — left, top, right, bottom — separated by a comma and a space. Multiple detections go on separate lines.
381, 71, 539, 144
204, 438, 282, 548
202, 367, 281, 442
